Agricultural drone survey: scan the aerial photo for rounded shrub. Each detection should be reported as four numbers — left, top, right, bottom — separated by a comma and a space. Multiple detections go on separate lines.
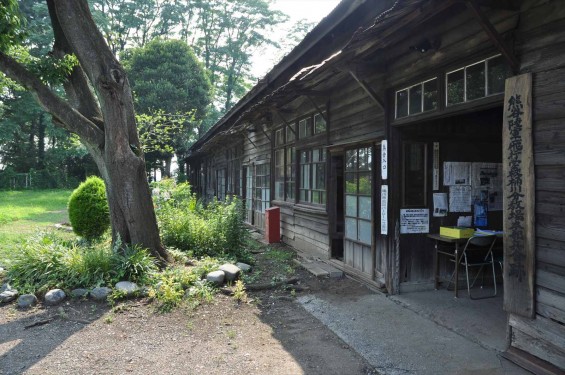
68, 176, 110, 240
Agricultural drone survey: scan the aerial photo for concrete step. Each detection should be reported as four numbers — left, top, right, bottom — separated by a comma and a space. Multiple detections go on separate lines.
295, 259, 344, 279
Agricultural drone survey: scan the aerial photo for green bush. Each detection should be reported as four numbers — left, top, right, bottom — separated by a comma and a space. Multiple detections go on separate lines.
153, 179, 251, 263
68, 176, 110, 240
5, 233, 158, 294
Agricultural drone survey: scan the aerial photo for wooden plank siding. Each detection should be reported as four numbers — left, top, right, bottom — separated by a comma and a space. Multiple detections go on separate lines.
505, 0, 565, 369
187, 0, 565, 370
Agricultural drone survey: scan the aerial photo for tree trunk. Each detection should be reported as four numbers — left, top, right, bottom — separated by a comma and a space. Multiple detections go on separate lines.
37, 112, 46, 169
0, 0, 169, 263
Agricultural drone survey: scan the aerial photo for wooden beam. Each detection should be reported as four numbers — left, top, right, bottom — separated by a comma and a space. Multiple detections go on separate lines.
348, 71, 384, 111
465, 0, 520, 73
306, 96, 328, 122
275, 111, 297, 136
260, 124, 271, 142
244, 132, 258, 149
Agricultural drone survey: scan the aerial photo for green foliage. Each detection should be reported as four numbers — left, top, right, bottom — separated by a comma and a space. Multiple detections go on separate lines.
148, 259, 220, 312
153, 179, 251, 263
4, 232, 157, 294
123, 39, 211, 118
67, 176, 110, 240
0, 0, 25, 51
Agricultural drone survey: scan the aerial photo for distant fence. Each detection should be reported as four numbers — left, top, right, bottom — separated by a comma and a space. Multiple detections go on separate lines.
0, 169, 80, 190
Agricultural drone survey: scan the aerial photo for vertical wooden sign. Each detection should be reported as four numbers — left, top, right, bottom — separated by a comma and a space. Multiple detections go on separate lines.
502, 73, 535, 318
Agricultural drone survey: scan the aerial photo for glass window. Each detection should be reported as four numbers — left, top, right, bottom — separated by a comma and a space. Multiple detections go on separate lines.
344, 147, 373, 245
447, 68, 465, 105
396, 89, 408, 118
274, 128, 284, 147
274, 149, 284, 200
298, 117, 313, 138
216, 169, 226, 201
286, 123, 296, 143
285, 146, 296, 201
314, 113, 327, 134
423, 79, 438, 111
409, 83, 423, 115
466, 61, 485, 101
487, 55, 510, 95
446, 56, 510, 106
299, 148, 326, 204
255, 163, 270, 213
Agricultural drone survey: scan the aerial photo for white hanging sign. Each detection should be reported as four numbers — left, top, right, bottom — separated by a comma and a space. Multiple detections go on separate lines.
381, 185, 388, 235
381, 140, 388, 180
400, 208, 429, 234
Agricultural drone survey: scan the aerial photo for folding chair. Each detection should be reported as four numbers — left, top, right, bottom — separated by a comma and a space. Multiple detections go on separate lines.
447, 234, 497, 300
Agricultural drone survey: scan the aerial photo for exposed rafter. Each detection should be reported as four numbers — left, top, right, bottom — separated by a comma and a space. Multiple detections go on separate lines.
465, 0, 520, 73
348, 70, 384, 111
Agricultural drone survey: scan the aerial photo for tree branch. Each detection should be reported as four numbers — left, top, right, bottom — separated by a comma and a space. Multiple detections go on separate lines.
47, 0, 104, 130
0, 51, 105, 147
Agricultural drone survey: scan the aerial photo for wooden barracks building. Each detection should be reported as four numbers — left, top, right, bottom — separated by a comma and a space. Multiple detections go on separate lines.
186, 0, 565, 372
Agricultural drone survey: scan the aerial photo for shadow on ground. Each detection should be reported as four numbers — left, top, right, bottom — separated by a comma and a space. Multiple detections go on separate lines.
0, 301, 109, 375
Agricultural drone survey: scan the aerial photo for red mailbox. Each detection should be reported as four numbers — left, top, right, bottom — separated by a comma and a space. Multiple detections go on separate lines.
265, 206, 280, 243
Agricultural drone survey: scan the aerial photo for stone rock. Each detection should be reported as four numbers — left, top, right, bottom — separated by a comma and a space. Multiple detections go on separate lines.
17, 294, 38, 309
115, 281, 139, 297
44, 289, 66, 305
0, 289, 18, 304
90, 287, 112, 301
219, 264, 241, 282
236, 262, 252, 273
0, 282, 11, 294
0, 267, 4, 274
206, 270, 225, 285
70, 288, 89, 298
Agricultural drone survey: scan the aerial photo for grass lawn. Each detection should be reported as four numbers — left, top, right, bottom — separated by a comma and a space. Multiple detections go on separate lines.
0, 189, 73, 257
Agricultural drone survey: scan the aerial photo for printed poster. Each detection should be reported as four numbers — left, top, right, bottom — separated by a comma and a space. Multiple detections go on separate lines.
443, 162, 471, 186
471, 162, 503, 211
400, 208, 429, 234
449, 185, 472, 212
433, 193, 448, 217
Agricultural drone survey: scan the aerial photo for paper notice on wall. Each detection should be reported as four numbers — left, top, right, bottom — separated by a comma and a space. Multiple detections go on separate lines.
433, 142, 440, 191
449, 185, 472, 212
400, 208, 429, 234
433, 193, 448, 217
443, 162, 471, 186
471, 163, 503, 211
381, 185, 388, 235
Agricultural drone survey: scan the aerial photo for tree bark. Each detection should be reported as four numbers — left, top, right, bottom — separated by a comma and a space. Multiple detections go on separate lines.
0, 0, 169, 263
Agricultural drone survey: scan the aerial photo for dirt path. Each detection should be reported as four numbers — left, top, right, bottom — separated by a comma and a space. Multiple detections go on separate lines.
1, 254, 378, 375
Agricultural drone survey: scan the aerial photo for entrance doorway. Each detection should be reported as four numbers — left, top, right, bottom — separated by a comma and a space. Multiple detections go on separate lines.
330, 143, 385, 284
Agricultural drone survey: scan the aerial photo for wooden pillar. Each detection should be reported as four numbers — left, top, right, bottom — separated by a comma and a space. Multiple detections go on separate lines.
502, 73, 535, 318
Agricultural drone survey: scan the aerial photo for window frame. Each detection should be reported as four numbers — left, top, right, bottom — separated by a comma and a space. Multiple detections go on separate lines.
344, 146, 373, 246
395, 77, 439, 119
445, 54, 507, 107
298, 147, 327, 205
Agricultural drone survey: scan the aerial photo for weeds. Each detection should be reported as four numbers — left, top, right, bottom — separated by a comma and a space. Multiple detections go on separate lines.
153, 180, 252, 263
4, 232, 157, 294
233, 280, 247, 303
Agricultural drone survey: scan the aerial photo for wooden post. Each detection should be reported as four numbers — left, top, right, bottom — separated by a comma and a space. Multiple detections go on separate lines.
502, 73, 535, 318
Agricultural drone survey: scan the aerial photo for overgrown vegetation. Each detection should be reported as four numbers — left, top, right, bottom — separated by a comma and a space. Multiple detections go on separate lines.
4, 233, 156, 295
1, 181, 257, 312
154, 179, 252, 263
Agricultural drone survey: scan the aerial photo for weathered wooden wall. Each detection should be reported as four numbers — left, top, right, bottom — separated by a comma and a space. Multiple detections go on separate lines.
508, 0, 565, 369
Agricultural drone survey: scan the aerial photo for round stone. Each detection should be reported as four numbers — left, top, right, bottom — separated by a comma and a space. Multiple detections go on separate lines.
44, 289, 66, 305
206, 270, 225, 285
90, 286, 112, 301
219, 264, 241, 282
115, 281, 139, 297
17, 294, 38, 309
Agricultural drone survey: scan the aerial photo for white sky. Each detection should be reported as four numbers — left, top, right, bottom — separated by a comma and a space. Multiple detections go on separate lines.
252, 0, 342, 77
